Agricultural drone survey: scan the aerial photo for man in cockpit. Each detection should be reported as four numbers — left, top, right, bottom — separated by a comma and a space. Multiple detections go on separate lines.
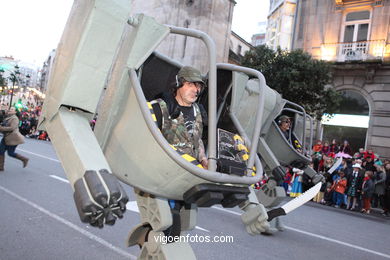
277, 115, 302, 153
278, 115, 291, 141
151, 66, 208, 169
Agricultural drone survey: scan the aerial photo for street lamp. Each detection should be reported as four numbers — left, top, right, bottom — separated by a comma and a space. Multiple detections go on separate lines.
9, 65, 21, 109
0, 64, 31, 109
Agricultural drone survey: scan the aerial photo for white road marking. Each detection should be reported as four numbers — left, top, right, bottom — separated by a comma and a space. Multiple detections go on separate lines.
195, 226, 210, 233
285, 226, 390, 259
49, 175, 69, 183
18, 148, 60, 163
211, 206, 241, 216
21, 148, 390, 257
212, 206, 390, 259
126, 201, 210, 232
0, 185, 136, 260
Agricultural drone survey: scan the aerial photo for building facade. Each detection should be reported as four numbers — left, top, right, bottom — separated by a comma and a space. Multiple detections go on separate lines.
251, 33, 266, 46
229, 31, 253, 64
131, 0, 236, 73
39, 49, 56, 93
292, 0, 390, 158
0, 56, 38, 88
266, 0, 297, 51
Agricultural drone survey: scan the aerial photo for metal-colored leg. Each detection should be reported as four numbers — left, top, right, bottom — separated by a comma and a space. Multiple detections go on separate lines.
128, 190, 196, 259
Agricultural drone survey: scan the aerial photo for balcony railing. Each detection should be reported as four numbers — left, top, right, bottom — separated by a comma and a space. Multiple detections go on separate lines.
321, 39, 386, 62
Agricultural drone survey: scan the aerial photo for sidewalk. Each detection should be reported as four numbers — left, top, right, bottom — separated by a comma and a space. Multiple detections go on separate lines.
306, 201, 390, 220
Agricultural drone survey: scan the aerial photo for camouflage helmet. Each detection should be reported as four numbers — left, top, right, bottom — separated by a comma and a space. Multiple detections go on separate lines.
177, 66, 205, 86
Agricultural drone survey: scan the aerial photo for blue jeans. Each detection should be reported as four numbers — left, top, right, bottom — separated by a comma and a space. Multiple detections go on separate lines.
335, 192, 344, 206
0, 138, 18, 158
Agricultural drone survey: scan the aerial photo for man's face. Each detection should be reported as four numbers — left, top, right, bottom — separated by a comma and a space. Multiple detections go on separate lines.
176, 81, 202, 106
7, 107, 16, 115
279, 119, 291, 132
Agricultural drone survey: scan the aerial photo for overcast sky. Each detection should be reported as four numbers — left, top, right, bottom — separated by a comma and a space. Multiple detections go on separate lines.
232, 1, 269, 41
0, 0, 269, 68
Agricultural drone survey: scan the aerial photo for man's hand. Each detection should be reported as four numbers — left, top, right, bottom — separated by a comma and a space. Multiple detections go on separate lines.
241, 204, 270, 235
201, 158, 208, 169
73, 169, 128, 228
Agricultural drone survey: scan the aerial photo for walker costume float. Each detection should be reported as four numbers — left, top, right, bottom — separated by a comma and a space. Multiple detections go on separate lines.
40, 1, 325, 258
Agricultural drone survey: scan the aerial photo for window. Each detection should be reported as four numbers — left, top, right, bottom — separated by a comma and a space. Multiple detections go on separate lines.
346, 11, 370, 21
342, 10, 370, 43
340, 10, 371, 60
237, 45, 242, 56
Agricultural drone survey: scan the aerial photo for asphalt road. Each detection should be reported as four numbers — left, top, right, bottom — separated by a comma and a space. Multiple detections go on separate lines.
0, 138, 389, 260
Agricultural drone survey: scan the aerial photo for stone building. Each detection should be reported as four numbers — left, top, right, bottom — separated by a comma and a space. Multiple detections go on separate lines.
229, 31, 253, 64
292, 0, 390, 158
39, 49, 56, 93
131, 0, 236, 73
266, 0, 297, 51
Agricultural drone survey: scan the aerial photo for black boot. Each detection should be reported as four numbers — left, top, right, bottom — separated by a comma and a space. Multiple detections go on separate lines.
0, 155, 4, 171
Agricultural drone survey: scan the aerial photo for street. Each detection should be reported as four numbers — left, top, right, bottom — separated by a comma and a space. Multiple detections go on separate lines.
0, 138, 389, 260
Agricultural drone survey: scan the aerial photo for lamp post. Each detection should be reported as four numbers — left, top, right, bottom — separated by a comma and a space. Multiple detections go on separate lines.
9, 65, 21, 109
0, 64, 31, 109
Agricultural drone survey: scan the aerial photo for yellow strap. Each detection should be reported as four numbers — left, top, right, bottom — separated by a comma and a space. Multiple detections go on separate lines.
242, 154, 249, 161
233, 135, 243, 142
237, 144, 249, 152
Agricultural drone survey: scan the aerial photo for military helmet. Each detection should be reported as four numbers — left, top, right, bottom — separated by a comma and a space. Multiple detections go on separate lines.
177, 66, 205, 86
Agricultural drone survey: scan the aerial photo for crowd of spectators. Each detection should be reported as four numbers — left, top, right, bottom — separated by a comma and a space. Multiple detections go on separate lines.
5, 99, 390, 217
283, 139, 390, 217
1, 99, 49, 141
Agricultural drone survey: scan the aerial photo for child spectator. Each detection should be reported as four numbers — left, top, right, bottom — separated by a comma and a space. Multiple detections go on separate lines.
282, 169, 293, 194
313, 171, 327, 204
361, 171, 375, 214
313, 140, 323, 153
346, 163, 364, 211
332, 170, 347, 208
290, 168, 304, 198
312, 140, 323, 172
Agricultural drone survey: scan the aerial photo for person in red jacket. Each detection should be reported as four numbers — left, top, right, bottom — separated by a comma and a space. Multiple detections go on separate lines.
332, 170, 348, 208
363, 149, 376, 160
361, 171, 375, 214
313, 140, 323, 153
